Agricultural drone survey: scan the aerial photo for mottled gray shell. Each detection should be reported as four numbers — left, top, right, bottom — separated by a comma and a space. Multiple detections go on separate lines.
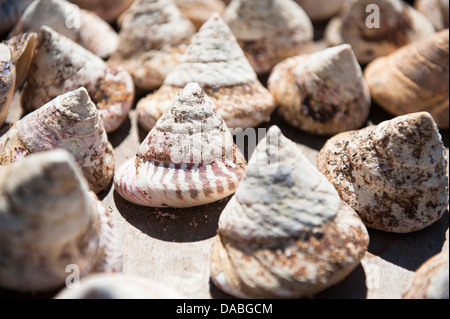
0, 43, 15, 127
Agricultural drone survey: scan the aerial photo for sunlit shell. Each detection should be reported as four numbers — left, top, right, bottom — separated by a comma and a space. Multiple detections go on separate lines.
0, 43, 15, 127
210, 126, 369, 298
317, 112, 449, 233
364, 29, 449, 129
0, 88, 115, 194
294, 0, 346, 21
20, 26, 134, 133
324, 0, 435, 64
0, 150, 122, 292
115, 82, 247, 208
174, 0, 226, 30
70, 0, 134, 23
415, 0, 449, 31
136, 13, 275, 131
268, 44, 371, 135
223, 0, 314, 75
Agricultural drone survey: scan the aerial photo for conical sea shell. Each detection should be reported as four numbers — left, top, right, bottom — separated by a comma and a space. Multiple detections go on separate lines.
294, 0, 346, 22
317, 112, 449, 233
324, 0, 436, 64
20, 26, 135, 133
55, 274, 186, 299
268, 44, 371, 135
173, 0, 226, 30
0, 0, 33, 37
415, 0, 449, 31
210, 126, 369, 298
10, 0, 119, 59
115, 82, 247, 208
0, 43, 15, 127
364, 29, 449, 129
402, 250, 449, 299
108, 0, 195, 91
136, 13, 275, 131
70, 0, 134, 23
223, 0, 314, 75
0, 150, 122, 293
0, 88, 115, 194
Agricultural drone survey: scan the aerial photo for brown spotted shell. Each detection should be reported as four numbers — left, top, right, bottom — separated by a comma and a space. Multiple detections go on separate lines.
0, 88, 115, 194
210, 126, 369, 299
364, 29, 449, 129
317, 112, 449, 233
0, 43, 15, 127
268, 44, 371, 135
0, 150, 122, 292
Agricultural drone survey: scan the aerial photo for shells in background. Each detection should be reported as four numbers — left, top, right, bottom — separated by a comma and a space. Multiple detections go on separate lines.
55, 274, 186, 299
294, 0, 346, 22
69, 0, 134, 23
415, 0, 449, 31
9, 0, 119, 59
173, 0, 226, 30
136, 13, 275, 131
0, 150, 122, 293
364, 29, 449, 129
115, 82, 247, 208
268, 44, 371, 135
402, 250, 449, 299
108, 0, 195, 91
0, 0, 33, 37
210, 126, 369, 298
223, 0, 314, 75
324, 0, 436, 64
20, 26, 135, 133
0, 88, 115, 194
317, 112, 449, 233
0, 44, 15, 127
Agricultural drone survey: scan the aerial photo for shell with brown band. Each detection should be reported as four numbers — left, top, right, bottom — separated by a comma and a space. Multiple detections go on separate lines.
0, 150, 122, 293
115, 82, 247, 208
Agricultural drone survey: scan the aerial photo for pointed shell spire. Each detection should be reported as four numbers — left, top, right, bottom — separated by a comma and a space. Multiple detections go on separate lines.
115, 82, 247, 208
317, 112, 449, 233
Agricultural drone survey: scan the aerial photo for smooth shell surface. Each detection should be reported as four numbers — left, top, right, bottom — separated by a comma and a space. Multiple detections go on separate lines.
317, 112, 449, 233
108, 0, 195, 91
324, 0, 436, 64
415, 0, 449, 31
223, 0, 314, 75
294, 0, 346, 21
0, 88, 115, 194
136, 13, 275, 131
268, 44, 371, 135
0, 150, 122, 292
173, 0, 226, 30
20, 26, 135, 133
210, 126, 369, 298
0, 44, 15, 127
115, 82, 247, 208
364, 29, 449, 129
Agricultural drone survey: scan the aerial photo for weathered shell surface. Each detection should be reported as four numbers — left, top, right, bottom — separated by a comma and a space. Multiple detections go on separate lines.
317, 112, 449, 233
0, 150, 122, 292
108, 0, 195, 91
10, 0, 119, 59
173, 0, 226, 30
324, 0, 436, 64
0, 44, 15, 127
402, 250, 449, 299
20, 26, 135, 133
0, 0, 33, 37
115, 82, 247, 208
294, 0, 346, 21
223, 0, 314, 75
70, 0, 134, 23
0, 88, 115, 194
415, 0, 449, 31
210, 126, 369, 299
136, 13, 275, 131
364, 29, 449, 129
55, 274, 186, 299
268, 44, 371, 135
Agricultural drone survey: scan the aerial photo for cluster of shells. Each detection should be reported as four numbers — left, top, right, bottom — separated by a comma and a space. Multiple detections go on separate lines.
0, 0, 448, 299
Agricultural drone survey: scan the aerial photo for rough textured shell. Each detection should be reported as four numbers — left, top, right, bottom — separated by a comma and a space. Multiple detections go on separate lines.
223, 0, 314, 75
324, 0, 436, 64
0, 44, 15, 127
70, 0, 134, 23
294, 0, 346, 21
108, 0, 195, 91
0, 0, 33, 37
0, 88, 115, 194
0, 150, 122, 292
20, 26, 134, 133
210, 126, 369, 298
136, 13, 275, 131
415, 0, 449, 31
115, 83, 247, 208
268, 44, 371, 135
173, 0, 226, 30
9, 0, 119, 59
402, 250, 449, 299
364, 29, 449, 129
317, 112, 449, 233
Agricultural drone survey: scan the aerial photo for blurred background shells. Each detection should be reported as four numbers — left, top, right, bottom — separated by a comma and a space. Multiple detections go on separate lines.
294, 0, 346, 22
173, 0, 226, 30
69, 0, 134, 23
415, 0, 449, 31
0, 0, 33, 38
0, 43, 15, 127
